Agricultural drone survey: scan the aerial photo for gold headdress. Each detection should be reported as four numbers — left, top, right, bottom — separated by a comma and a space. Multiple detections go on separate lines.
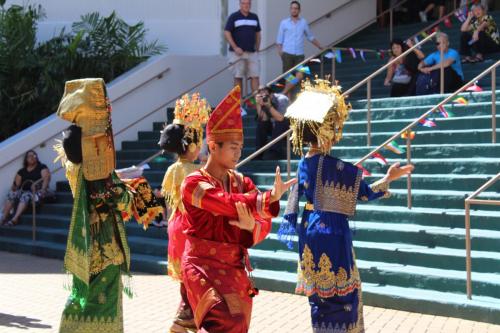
172, 93, 210, 150
285, 79, 351, 155
56, 78, 115, 181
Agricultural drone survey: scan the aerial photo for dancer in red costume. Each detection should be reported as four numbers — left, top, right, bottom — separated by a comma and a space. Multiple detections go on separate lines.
180, 86, 296, 332
159, 93, 210, 333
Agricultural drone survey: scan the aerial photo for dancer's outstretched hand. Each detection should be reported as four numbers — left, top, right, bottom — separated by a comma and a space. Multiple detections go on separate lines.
385, 162, 414, 182
270, 166, 297, 203
229, 202, 255, 232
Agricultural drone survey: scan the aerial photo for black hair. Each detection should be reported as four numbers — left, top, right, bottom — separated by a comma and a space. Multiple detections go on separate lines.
290, 1, 301, 9
389, 38, 409, 56
301, 123, 318, 146
158, 123, 199, 156
62, 125, 83, 164
23, 150, 38, 169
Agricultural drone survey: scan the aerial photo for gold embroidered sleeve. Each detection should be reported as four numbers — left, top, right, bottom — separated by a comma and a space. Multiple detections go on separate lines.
370, 179, 391, 198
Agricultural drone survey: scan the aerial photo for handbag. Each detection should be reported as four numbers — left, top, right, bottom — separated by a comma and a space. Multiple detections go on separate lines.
392, 64, 412, 85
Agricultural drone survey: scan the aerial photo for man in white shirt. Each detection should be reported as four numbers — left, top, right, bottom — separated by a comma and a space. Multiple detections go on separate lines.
276, 1, 322, 96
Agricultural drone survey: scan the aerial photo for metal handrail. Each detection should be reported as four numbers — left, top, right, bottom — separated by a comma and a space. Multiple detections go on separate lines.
113, 67, 171, 104
464, 173, 500, 300
236, 32, 437, 169
354, 60, 499, 209
16, 177, 45, 242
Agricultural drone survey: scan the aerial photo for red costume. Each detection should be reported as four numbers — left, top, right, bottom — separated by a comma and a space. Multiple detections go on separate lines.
181, 86, 280, 332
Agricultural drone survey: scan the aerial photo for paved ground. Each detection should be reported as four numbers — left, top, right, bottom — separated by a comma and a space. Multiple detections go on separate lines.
0, 251, 499, 333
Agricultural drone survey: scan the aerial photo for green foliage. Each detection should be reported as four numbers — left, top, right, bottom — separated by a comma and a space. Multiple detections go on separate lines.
0, 5, 166, 141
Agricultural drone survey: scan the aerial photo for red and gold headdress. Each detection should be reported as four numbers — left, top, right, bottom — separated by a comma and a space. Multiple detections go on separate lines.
172, 93, 210, 149
206, 86, 243, 142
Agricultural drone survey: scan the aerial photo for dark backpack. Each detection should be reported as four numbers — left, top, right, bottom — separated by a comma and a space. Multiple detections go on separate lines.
415, 71, 439, 95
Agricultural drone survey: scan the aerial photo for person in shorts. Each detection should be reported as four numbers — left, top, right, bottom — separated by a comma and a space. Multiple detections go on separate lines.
224, 0, 261, 93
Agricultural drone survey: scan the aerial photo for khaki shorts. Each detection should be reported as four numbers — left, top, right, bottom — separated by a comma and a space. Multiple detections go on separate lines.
228, 51, 260, 78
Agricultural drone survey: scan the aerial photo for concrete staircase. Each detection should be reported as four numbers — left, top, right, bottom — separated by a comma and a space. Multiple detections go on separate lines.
1, 13, 500, 324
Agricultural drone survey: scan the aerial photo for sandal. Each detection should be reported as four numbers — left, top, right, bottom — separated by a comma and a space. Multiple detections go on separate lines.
6, 219, 18, 227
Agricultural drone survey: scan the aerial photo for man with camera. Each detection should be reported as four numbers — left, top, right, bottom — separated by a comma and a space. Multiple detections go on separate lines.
255, 86, 290, 160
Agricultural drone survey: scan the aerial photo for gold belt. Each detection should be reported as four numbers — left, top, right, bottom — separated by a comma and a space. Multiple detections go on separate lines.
304, 203, 314, 211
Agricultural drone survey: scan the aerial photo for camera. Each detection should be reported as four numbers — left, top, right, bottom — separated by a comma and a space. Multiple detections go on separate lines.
262, 95, 270, 103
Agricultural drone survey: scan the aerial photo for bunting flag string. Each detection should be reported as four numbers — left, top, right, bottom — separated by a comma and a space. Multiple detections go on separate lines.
452, 97, 468, 105
349, 47, 357, 59
371, 152, 388, 166
419, 118, 437, 128
401, 131, 416, 140
297, 65, 311, 75
324, 51, 334, 59
357, 164, 372, 177
438, 105, 454, 118
385, 140, 406, 154
285, 74, 299, 85
360, 50, 366, 62
335, 49, 342, 63
466, 82, 483, 93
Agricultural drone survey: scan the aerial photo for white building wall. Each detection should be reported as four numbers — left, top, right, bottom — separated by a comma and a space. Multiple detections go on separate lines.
7, 0, 224, 55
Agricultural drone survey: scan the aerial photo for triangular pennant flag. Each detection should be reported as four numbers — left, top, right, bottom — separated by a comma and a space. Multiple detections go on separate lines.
444, 17, 453, 28
349, 48, 357, 59
466, 82, 483, 92
419, 118, 437, 128
324, 51, 334, 59
297, 65, 311, 75
454, 9, 466, 23
371, 152, 388, 166
401, 131, 416, 140
421, 31, 429, 38
273, 82, 285, 89
385, 140, 406, 155
285, 74, 299, 85
379, 50, 385, 60
360, 50, 366, 62
453, 97, 468, 105
413, 36, 422, 49
357, 164, 372, 177
335, 49, 342, 63
438, 105, 454, 118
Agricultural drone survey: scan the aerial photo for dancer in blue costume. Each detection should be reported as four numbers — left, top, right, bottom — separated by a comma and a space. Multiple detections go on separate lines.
279, 79, 414, 333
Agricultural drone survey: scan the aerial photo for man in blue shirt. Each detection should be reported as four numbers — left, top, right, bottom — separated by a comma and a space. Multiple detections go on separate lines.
224, 0, 261, 93
417, 32, 464, 93
276, 1, 322, 97
276, 1, 322, 73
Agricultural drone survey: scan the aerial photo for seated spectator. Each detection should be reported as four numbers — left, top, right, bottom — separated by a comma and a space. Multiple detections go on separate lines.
419, 0, 446, 22
460, 4, 500, 63
1, 150, 51, 227
255, 86, 290, 160
416, 32, 464, 94
384, 39, 425, 97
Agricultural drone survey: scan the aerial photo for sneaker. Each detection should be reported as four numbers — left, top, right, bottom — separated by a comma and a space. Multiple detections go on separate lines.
419, 11, 428, 22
